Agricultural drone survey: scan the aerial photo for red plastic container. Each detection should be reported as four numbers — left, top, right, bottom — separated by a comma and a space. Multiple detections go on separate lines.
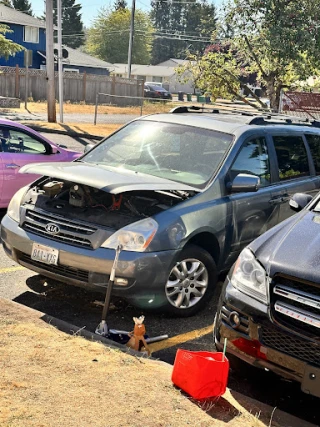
172, 349, 229, 399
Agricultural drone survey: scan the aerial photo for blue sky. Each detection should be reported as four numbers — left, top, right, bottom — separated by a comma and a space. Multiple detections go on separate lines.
31, 0, 152, 27
31, 0, 220, 28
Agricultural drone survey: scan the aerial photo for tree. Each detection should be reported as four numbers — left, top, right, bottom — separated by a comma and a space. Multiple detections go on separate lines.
85, 8, 153, 64
114, 0, 127, 10
150, 0, 217, 64
0, 24, 24, 58
182, 0, 320, 110
12, 0, 33, 15
52, 0, 85, 49
0, 0, 13, 7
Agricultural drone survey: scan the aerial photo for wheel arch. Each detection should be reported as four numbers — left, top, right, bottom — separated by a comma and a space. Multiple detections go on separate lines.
186, 232, 220, 267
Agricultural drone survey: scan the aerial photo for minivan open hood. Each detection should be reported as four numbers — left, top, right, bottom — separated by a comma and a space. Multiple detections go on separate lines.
20, 162, 198, 194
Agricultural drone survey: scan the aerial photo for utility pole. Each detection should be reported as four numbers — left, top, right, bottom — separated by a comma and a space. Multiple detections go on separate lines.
127, 0, 136, 79
45, 0, 56, 122
57, 0, 64, 123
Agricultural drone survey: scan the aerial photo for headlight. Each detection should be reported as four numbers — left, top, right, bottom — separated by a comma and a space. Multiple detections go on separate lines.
231, 248, 268, 303
101, 218, 158, 252
7, 186, 29, 223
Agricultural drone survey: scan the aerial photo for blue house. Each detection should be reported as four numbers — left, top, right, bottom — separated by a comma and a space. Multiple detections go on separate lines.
0, 4, 113, 75
0, 4, 46, 69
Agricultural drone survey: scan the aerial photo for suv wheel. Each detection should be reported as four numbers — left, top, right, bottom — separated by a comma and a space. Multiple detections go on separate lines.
164, 244, 217, 316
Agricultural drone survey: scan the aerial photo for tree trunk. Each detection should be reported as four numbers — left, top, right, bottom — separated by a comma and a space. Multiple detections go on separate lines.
265, 77, 277, 110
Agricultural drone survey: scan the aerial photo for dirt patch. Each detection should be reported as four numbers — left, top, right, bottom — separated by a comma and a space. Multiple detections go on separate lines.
7, 101, 176, 116
0, 298, 308, 427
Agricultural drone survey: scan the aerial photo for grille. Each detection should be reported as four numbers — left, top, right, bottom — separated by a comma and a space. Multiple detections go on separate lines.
22, 210, 97, 249
261, 325, 320, 367
271, 275, 320, 337
19, 253, 89, 282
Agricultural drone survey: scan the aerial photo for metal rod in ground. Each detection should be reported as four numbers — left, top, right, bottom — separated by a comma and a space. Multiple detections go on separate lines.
145, 335, 169, 344
95, 244, 122, 336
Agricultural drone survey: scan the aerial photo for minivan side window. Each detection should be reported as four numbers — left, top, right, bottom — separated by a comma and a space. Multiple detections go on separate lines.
273, 135, 309, 181
230, 137, 271, 187
305, 134, 320, 175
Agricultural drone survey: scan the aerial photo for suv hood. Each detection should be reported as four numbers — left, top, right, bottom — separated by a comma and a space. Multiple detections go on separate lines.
20, 162, 198, 194
250, 211, 320, 282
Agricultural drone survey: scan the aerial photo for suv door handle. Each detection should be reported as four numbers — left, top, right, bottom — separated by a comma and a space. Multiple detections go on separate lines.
5, 163, 20, 169
269, 196, 284, 205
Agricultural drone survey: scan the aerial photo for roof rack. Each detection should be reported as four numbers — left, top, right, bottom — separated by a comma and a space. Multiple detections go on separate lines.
170, 104, 320, 127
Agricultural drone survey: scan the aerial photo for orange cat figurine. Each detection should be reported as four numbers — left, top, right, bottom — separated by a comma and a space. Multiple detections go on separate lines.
126, 316, 151, 355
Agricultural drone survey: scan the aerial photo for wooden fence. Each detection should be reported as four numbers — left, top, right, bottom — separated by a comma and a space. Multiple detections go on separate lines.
0, 66, 144, 104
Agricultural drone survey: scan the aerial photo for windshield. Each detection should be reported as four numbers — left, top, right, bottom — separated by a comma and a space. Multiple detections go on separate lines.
150, 85, 166, 91
82, 121, 233, 188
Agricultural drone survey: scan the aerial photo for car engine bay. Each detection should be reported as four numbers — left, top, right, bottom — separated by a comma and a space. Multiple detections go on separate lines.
23, 178, 193, 230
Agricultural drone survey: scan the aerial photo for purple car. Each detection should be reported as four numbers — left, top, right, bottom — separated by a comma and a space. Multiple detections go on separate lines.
0, 119, 80, 208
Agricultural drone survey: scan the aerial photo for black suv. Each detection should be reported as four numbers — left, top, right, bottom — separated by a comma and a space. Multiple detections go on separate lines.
214, 192, 320, 398
3, 107, 320, 316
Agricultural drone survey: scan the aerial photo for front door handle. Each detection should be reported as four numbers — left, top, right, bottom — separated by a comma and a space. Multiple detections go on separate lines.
5, 163, 20, 169
269, 196, 284, 205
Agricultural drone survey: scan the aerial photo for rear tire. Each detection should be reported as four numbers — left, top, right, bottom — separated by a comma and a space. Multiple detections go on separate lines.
164, 244, 217, 317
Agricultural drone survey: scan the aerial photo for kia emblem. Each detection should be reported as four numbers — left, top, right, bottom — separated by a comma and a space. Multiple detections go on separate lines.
45, 223, 60, 235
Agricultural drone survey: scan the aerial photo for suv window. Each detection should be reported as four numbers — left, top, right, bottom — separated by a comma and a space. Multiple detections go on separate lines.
273, 135, 309, 181
230, 137, 271, 187
305, 134, 320, 175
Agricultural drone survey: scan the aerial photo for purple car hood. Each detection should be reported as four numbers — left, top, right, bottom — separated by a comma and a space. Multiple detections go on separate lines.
19, 162, 198, 194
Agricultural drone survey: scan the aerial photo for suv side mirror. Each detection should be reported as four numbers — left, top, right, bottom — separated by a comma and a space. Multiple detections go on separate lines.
289, 193, 313, 212
228, 173, 260, 193
84, 143, 95, 153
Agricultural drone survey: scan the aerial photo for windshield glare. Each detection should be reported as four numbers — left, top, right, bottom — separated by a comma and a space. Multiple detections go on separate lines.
83, 121, 233, 188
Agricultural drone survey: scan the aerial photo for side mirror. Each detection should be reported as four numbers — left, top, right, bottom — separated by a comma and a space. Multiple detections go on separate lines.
289, 193, 312, 212
84, 143, 95, 153
228, 173, 260, 193
50, 145, 58, 154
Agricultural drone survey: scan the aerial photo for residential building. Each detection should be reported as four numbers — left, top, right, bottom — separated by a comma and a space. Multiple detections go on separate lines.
0, 5, 113, 75
112, 62, 195, 93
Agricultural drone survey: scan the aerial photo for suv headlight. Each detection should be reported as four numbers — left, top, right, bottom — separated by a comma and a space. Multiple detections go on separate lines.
231, 248, 268, 303
7, 186, 29, 223
101, 218, 158, 252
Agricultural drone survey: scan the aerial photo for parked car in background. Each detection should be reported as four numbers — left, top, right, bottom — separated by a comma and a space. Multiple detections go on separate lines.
214, 192, 320, 398
3, 107, 320, 316
0, 119, 80, 208
145, 81, 163, 87
144, 84, 172, 100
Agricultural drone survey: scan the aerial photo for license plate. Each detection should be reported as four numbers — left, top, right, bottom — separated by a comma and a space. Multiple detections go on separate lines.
301, 364, 320, 398
31, 243, 59, 265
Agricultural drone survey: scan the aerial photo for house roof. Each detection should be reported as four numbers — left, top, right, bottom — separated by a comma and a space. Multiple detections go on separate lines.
0, 4, 46, 28
113, 63, 175, 77
55, 44, 114, 70
157, 59, 188, 66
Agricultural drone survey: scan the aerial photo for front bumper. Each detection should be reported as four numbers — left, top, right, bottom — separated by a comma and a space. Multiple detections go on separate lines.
1, 214, 178, 309
215, 278, 320, 397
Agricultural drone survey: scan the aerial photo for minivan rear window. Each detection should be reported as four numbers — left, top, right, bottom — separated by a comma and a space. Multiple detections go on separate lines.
83, 121, 233, 188
305, 134, 320, 175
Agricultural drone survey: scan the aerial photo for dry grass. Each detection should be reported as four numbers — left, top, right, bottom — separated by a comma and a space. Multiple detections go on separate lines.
9, 101, 177, 116
0, 298, 301, 427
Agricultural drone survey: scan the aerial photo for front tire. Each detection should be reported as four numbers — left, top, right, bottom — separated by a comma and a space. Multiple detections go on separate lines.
164, 244, 217, 317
